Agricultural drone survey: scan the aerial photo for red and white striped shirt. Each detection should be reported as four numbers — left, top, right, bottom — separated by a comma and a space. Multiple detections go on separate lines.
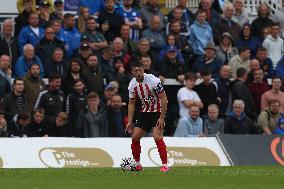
128, 74, 164, 112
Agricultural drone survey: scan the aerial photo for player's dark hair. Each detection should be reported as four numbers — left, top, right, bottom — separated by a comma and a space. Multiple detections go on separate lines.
130, 60, 143, 69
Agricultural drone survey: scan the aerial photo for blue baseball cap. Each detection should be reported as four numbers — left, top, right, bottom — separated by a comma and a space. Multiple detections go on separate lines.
278, 117, 284, 125
166, 45, 177, 52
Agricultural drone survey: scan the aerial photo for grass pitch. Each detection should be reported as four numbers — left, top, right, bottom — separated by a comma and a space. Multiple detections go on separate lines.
0, 167, 284, 189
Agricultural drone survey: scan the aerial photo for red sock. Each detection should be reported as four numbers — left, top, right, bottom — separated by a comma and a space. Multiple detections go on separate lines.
131, 140, 141, 162
155, 139, 167, 165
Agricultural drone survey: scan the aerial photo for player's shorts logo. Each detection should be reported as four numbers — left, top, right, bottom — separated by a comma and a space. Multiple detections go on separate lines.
148, 147, 221, 167
39, 148, 114, 168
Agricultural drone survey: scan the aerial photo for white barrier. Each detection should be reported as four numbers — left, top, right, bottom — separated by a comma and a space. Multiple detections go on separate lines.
0, 137, 230, 168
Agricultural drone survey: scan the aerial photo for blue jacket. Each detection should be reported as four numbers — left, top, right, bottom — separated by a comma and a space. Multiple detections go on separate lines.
79, 0, 104, 15
14, 55, 44, 78
193, 56, 223, 78
276, 57, 284, 80
174, 116, 203, 137
159, 46, 185, 64
189, 20, 213, 55
62, 27, 81, 57
273, 127, 284, 134
18, 26, 45, 52
235, 37, 261, 58
142, 29, 165, 50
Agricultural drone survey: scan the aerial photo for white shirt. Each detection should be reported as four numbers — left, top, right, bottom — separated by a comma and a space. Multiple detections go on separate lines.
263, 35, 284, 69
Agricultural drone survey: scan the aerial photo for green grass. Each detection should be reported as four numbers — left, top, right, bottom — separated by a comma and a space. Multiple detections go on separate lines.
0, 167, 284, 189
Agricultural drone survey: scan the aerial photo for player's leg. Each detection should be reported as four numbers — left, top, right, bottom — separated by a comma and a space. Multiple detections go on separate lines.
131, 126, 146, 171
153, 124, 169, 172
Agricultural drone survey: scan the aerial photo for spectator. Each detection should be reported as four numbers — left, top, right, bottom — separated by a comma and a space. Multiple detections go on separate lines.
23, 64, 46, 111
174, 105, 204, 137
14, 0, 33, 36
0, 19, 19, 69
36, 26, 65, 73
231, 68, 257, 119
34, 73, 64, 125
77, 7, 90, 33
212, 65, 232, 117
77, 92, 109, 138
0, 55, 12, 84
216, 32, 238, 65
256, 47, 274, 79
0, 74, 11, 102
48, 112, 71, 137
214, 2, 241, 45
7, 111, 31, 137
14, 44, 44, 78
51, 19, 69, 51
263, 22, 284, 69
62, 13, 81, 57
232, 0, 249, 28
235, 23, 262, 58
199, 0, 220, 28
17, 0, 37, 14
101, 83, 118, 108
204, 104, 224, 136
1, 79, 29, 121
189, 9, 213, 57
142, 15, 166, 57
50, 0, 64, 21
118, 0, 143, 41
248, 68, 270, 113
65, 79, 87, 137
38, 1, 52, 29
193, 41, 223, 78
224, 99, 257, 134
75, 42, 93, 69
261, 76, 284, 114
18, 13, 45, 53
79, 0, 105, 16
98, 46, 114, 78
228, 47, 250, 79
29, 108, 48, 137
141, 55, 158, 76
177, 72, 203, 118
106, 94, 127, 137
82, 17, 108, 54
120, 24, 137, 55
276, 55, 284, 82
45, 48, 67, 79
251, 3, 274, 39
98, 0, 125, 39
62, 59, 85, 96
246, 59, 261, 84
134, 38, 156, 67
140, 0, 165, 30
257, 99, 283, 134
273, 117, 284, 134
98, 19, 114, 43
82, 54, 103, 94
195, 69, 219, 118
0, 111, 8, 137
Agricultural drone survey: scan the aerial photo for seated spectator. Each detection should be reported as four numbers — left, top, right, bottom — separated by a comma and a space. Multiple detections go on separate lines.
246, 59, 261, 84
77, 6, 90, 33
50, 0, 64, 21
189, 9, 213, 57
231, 68, 257, 119
195, 69, 219, 118
216, 32, 238, 65
141, 55, 158, 77
77, 92, 109, 138
98, 47, 113, 80
177, 72, 203, 118
214, 2, 241, 45
0, 54, 12, 84
273, 117, 284, 134
98, 19, 114, 43
174, 105, 204, 137
248, 68, 270, 114
82, 54, 103, 94
134, 38, 156, 67
45, 48, 67, 79
261, 76, 284, 114
224, 100, 257, 134
257, 99, 283, 134
65, 79, 87, 137
228, 47, 251, 79
263, 22, 284, 69
29, 108, 48, 137
232, 0, 249, 28
51, 19, 69, 51
204, 104, 224, 136
235, 23, 261, 58
193, 42, 223, 78
0, 19, 19, 69
1, 79, 29, 121
213, 65, 231, 117
7, 111, 31, 137
75, 42, 93, 69
18, 13, 45, 53
120, 24, 137, 55
256, 47, 274, 79
38, 1, 52, 29
106, 94, 127, 137
23, 63, 46, 110
112, 37, 131, 70
0, 111, 8, 137
48, 112, 71, 137
14, 44, 44, 78
101, 83, 118, 108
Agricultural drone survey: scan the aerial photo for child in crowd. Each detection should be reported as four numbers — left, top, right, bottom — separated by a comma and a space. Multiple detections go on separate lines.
203, 104, 224, 136
273, 117, 284, 135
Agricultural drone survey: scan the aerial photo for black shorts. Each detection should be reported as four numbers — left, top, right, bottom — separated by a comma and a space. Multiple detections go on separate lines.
135, 112, 160, 133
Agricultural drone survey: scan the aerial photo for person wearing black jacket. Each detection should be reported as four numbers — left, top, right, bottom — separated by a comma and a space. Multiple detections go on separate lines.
29, 108, 48, 137
34, 73, 64, 125
48, 112, 71, 137
7, 111, 31, 137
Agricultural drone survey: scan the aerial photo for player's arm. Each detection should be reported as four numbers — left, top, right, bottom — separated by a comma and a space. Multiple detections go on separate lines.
126, 97, 136, 134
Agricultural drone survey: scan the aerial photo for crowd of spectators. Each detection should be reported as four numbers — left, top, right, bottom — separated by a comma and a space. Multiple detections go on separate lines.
0, 0, 284, 138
